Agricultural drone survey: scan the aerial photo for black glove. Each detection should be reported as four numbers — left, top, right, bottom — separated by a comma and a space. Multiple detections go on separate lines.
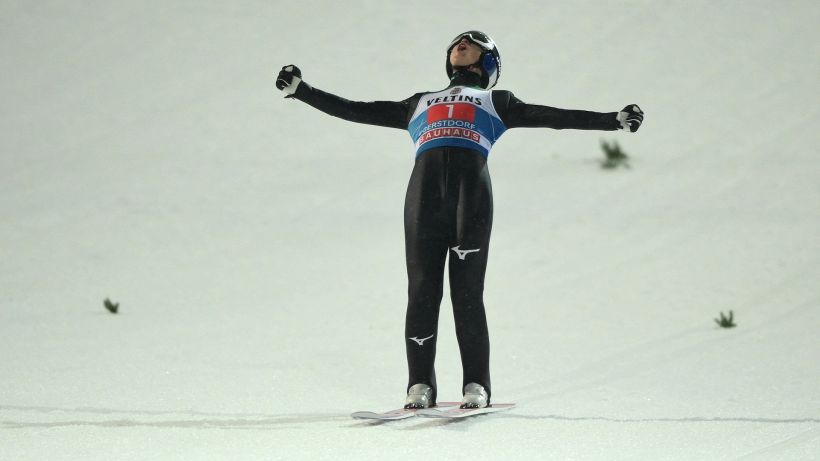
276, 65, 302, 97
616, 104, 644, 132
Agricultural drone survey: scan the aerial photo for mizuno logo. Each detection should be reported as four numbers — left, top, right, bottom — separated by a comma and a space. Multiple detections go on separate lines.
451, 246, 480, 260
409, 334, 435, 346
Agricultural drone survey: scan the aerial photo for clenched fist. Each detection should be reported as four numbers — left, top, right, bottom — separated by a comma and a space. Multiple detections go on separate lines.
276, 65, 302, 97
616, 104, 644, 132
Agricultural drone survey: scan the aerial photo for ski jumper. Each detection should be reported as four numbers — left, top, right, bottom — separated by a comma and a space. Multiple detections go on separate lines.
289, 70, 620, 404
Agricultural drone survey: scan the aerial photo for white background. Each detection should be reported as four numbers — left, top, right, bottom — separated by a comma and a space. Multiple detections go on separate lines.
2, 1, 818, 459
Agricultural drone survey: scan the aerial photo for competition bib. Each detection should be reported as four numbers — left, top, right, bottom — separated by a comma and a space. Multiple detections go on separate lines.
408, 86, 507, 158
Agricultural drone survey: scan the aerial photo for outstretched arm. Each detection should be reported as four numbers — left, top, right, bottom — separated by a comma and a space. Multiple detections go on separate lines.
494, 91, 643, 132
276, 65, 416, 130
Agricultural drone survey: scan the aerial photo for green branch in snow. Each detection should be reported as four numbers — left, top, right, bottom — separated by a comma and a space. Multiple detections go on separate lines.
104, 298, 119, 314
714, 310, 736, 328
600, 139, 631, 170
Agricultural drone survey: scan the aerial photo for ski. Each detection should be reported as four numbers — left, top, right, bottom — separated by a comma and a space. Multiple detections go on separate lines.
415, 403, 516, 419
351, 402, 460, 421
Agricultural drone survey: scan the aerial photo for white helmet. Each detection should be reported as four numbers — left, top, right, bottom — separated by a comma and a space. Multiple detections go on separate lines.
445, 31, 501, 89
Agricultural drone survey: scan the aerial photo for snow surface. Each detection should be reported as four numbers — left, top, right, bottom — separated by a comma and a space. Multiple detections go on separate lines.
2, 1, 819, 460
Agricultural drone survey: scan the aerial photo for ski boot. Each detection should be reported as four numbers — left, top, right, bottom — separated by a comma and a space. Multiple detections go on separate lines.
404, 383, 434, 409
460, 382, 489, 409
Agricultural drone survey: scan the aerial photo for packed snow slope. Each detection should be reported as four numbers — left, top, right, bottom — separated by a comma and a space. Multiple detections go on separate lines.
1, 1, 818, 460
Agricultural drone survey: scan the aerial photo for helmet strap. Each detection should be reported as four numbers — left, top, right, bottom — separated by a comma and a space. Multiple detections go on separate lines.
452, 61, 483, 76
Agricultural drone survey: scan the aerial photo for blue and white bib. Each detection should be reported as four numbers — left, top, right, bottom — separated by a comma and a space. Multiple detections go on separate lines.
408, 86, 507, 158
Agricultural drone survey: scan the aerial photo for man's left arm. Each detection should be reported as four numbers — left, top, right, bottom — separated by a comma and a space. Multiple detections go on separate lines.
493, 91, 643, 132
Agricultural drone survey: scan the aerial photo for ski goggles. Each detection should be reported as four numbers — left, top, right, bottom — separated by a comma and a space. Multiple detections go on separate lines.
448, 31, 495, 51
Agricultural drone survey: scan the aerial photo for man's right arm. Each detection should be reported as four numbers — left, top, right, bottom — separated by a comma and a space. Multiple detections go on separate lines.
277, 65, 417, 130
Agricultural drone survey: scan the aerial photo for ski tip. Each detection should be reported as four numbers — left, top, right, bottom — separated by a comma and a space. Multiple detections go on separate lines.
351, 410, 414, 421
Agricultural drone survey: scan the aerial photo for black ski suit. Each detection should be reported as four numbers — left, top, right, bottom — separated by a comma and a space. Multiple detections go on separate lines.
288, 70, 620, 404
